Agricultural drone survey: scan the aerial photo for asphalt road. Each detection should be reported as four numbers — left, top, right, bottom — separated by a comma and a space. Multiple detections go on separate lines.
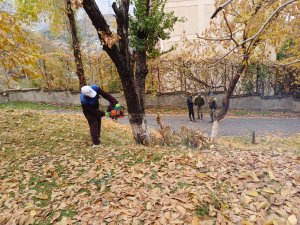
46, 110, 300, 137
117, 114, 300, 137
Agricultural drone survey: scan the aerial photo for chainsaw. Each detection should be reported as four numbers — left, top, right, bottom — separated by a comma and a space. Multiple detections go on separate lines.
105, 103, 125, 120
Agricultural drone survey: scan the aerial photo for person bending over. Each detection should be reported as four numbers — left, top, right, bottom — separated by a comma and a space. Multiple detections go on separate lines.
80, 85, 118, 147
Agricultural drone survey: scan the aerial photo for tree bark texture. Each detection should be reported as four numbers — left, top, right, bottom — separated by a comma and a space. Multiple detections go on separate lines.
135, 50, 148, 111
216, 63, 246, 121
211, 63, 246, 137
82, 0, 151, 144
66, 0, 86, 88
210, 120, 220, 138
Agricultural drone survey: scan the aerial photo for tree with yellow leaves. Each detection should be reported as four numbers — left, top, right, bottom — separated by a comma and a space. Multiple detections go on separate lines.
184, 0, 300, 137
15, 0, 87, 87
0, 3, 40, 89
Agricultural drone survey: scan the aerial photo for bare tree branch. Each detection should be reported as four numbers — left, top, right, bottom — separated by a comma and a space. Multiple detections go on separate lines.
208, 0, 298, 64
222, 12, 239, 47
181, 60, 225, 89
269, 59, 300, 66
211, 0, 235, 19
196, 29, 242, 42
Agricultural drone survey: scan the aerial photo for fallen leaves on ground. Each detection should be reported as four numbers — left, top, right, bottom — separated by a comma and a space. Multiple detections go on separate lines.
0, 110, 299, 225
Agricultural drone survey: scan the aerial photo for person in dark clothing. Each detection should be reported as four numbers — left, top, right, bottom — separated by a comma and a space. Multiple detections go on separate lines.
194, 92, 205, 120
80, 85, 119, 147
208, 93, 217, 123
186, 92, 195, 121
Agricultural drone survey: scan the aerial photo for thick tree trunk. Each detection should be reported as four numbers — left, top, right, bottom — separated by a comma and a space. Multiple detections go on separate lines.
66, 0, 86, 88
211, 64, 246, 137
120, 68, 152, 144
211, 120, 220, 138
135, 50, 148, 111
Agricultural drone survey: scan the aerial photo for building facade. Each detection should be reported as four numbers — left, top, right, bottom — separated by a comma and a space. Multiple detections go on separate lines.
160, 0, 215, 51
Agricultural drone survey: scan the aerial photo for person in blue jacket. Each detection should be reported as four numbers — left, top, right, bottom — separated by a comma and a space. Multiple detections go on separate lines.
80, 85, 119, 147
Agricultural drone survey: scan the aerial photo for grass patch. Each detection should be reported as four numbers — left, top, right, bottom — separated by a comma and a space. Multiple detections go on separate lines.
31, 180, 59, 208
59, 209, 77, 219
177, 182, 191, 189
0, 101, 81, 111
195, 204, 210, 217
88, 171, 114, 188
150, 170, 158, 180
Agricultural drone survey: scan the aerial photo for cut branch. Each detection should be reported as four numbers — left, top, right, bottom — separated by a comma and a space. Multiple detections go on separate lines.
82, 0, 124, 72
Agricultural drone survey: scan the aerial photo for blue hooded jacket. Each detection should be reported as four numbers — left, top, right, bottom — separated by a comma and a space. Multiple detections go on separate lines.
80, 85, 118, 110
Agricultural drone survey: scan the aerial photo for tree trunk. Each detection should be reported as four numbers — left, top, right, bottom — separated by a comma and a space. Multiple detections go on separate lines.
42, 59, 50, 89
66, 0, 86, 88
211, 120, 220, 138
120, 68, 152, 144
211, 63, 246, 137
135, 50, 148, 111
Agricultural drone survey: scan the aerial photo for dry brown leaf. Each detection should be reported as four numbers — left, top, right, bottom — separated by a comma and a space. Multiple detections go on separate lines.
192, 216, 200, 225
196, 173, 207, 179
59, 217, 71, 225
246, 191, 259, 197
243, 195, 253, 204
36, 193, 48, 200
280, 189, 290, 197
176, 205, 186, 216
50, 212, 61, 223
287, 215, 297, 225
263, 220, 274, 225
242, 221, 254, 225
146, 202, 152, 210
262, 188, 276, 194
250, 172, 260, 182
268, 169, 276, 179
30, 210, 37, 218
258, 201, 269, 210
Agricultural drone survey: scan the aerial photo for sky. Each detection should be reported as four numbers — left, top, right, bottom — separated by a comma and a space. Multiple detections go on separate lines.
96, 0, 114, 14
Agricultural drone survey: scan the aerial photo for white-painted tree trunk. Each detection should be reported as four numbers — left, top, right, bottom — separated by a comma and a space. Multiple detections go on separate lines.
210, 120, 220, 138
129, 115, 152, 145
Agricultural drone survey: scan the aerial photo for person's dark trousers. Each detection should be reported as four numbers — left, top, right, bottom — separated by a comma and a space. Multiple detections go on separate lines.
210, 108, 216, 122
83, 109, 102, 145
188, 106, 195, 121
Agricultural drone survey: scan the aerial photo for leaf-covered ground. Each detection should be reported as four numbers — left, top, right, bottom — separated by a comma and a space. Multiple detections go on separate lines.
0, 110, 299, 225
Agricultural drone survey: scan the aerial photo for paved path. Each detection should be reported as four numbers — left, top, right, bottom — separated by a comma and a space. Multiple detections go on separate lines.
117, 114, 300, 137
46, 110, 300, 137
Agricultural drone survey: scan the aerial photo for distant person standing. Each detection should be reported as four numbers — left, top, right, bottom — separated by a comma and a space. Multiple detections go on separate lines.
187, 92, 195, 121
194, 92, 205, 120
208, 93, 217, 123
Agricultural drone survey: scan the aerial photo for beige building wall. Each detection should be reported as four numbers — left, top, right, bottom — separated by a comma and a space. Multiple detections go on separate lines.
160, 0, 276, 61
160, 0, 215, 51
158, 0, 277, 93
